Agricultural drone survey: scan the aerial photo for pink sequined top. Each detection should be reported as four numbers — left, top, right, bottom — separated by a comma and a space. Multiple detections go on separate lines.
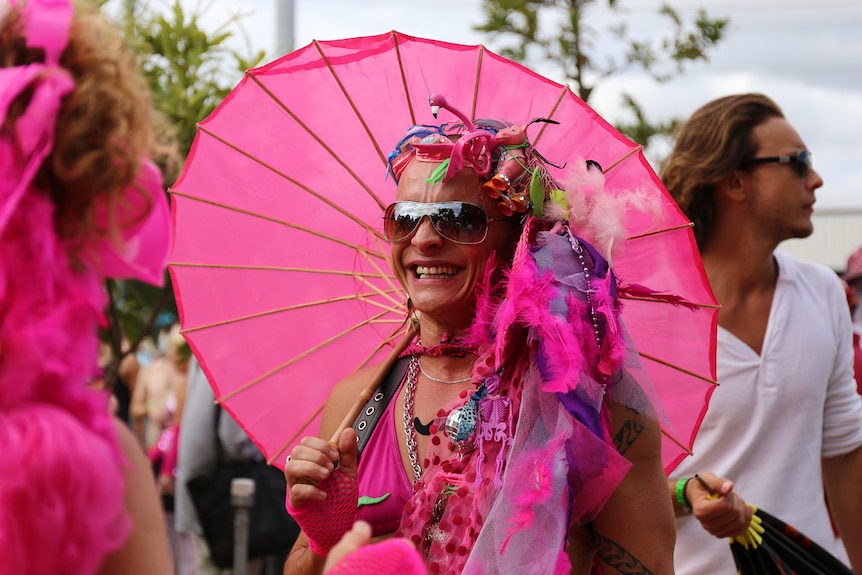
355, 380, 414, 535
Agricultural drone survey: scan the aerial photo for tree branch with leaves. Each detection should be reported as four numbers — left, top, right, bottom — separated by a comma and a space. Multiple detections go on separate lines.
474, 0, 728, 146
99, 0, 264, 392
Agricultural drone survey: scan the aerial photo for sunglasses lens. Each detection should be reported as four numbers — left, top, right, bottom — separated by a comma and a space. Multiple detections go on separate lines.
383, 203, 419, 242
434, 203, 487, 244
795, 151, 811, 178
383, 202, 489, 244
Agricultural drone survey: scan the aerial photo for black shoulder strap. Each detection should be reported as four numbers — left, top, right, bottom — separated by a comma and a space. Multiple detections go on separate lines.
353, 356, 409, 460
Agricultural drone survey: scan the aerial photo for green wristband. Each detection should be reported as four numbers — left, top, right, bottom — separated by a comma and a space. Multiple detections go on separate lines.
675, 478, 692, 513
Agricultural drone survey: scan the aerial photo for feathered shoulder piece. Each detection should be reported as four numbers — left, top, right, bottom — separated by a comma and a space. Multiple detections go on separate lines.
467, 217, 626, 404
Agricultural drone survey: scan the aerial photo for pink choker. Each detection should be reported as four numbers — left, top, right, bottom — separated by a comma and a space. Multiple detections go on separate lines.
401, 337, 477, 358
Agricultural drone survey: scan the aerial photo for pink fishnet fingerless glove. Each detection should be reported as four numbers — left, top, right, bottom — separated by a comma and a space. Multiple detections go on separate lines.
286, 470, 358, 556
328, 539, 427, 575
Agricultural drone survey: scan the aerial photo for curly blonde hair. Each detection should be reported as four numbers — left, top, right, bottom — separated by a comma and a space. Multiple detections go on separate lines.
660, 94, 783, 250
0, 1, 176, 253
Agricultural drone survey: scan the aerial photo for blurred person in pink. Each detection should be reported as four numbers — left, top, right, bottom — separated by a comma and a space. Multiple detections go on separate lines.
132, 323, 189, 453
133, 323, 190, 565
662, 93, 862, 573
838, 275, 862, 395
843, 247, 862, 395
0, 1, 176, 574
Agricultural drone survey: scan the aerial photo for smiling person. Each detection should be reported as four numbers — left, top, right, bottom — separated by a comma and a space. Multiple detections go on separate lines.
283, 105, 676, 575
662, 94, 862, 573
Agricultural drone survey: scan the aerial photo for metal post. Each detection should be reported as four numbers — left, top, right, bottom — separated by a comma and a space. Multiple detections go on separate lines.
276, 0, 295, 56
231, 477, 255, 575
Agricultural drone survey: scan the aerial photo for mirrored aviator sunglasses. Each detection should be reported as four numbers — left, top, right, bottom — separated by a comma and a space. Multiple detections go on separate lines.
747, 149, 812, 178
383, 201, 505, 245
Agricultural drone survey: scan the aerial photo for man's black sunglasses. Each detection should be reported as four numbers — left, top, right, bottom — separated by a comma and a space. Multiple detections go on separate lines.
746, 150, 812, 179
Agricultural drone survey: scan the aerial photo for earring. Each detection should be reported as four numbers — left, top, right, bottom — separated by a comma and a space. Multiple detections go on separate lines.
406, 297, 420, 329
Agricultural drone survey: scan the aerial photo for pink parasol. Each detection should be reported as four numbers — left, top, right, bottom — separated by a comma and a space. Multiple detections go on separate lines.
169, 31, 718, 473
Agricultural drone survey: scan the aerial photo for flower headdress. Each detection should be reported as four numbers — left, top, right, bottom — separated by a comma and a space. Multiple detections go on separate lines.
386, 93, 659, 269
387, 93, 562, 218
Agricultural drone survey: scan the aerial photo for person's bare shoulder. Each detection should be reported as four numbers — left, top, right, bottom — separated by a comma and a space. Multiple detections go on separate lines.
99, 420, 173, 575
118, 353, 139, 387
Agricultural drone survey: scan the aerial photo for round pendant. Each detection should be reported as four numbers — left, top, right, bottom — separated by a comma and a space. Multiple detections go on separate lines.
445, 405, 477, 451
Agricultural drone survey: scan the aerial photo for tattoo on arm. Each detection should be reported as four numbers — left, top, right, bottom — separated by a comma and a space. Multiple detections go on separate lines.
595, 534, 655, 575
613, 419, 645, 455
608, 370, 656, 417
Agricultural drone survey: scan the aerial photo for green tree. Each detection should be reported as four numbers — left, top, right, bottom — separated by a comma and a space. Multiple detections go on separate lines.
127, 0, 265, 157
475, 0, 728, 146
100, 0, 264, 386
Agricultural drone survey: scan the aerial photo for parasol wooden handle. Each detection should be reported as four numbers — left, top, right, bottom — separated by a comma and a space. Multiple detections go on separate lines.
328, 322, 417, 447
694, 473, 719, 500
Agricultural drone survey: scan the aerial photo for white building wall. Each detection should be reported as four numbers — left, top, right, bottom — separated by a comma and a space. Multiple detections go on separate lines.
779, 209, 862, 273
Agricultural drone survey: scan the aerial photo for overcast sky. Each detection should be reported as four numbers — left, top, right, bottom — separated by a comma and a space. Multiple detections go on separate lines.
157, 0, 862, 209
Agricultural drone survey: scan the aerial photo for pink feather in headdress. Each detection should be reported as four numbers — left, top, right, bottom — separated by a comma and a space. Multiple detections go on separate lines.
551, 157, 662, 266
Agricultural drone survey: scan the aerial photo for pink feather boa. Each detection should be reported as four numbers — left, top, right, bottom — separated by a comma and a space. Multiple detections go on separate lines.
0, 190, 130, 575
397, 217, 633, 575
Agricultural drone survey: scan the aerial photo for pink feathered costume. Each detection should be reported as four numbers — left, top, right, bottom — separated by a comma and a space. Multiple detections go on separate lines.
0, 2, 170, 573
297, 108, 671, 575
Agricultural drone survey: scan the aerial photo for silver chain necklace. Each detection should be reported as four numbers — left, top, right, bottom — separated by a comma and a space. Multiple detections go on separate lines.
417, 358, 472, 385
403, 356, 423, 484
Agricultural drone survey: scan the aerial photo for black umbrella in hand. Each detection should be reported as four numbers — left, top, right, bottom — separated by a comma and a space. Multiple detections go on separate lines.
729, 506, 854, 575
690, 474, 853, 575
